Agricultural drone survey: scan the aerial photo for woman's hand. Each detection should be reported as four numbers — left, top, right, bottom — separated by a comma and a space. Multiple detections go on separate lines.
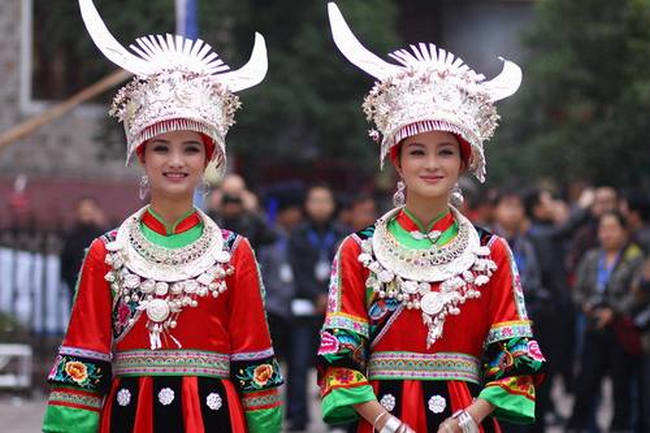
353, 400, 415, 432
437, 417, 462, 433
437, 399, 494, 433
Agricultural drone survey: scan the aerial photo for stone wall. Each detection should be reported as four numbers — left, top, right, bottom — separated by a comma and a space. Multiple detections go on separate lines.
0, 0, 133, 180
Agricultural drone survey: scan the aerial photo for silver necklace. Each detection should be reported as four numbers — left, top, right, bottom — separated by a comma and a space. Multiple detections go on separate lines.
358, 206, 497, 347
105, 207, 233, 349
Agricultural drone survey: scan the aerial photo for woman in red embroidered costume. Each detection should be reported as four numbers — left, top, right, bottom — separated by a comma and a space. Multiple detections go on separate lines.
42, 2, 282, 432
317, 4, 546, 433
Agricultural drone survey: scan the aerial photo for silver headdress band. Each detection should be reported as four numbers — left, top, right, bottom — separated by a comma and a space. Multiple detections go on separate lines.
327, 2, 522, 182
79, 0, 268, 165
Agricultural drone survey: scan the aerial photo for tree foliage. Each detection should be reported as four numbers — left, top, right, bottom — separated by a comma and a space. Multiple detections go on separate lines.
488, 0, 650, 188
226, 0, 399, 177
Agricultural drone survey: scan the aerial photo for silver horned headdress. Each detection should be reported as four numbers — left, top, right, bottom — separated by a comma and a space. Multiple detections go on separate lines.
79, 0, 268, 166
327, 2, 522, 182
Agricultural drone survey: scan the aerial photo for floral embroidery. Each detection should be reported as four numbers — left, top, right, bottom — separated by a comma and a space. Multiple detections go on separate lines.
253, 364, 274, 387
323, 312, 369, 338
318, 331, 340, 355
527, 340, 545, 362
112, 296, 140, 341
486, 376, 536, 401
484, 337, 546, 381
320, 367, 369, 397
64, 361, 88, 384
48, 354, 110, 392
234, 358, 283, 392
485, 320, 533, 346
318, 329, 367, 371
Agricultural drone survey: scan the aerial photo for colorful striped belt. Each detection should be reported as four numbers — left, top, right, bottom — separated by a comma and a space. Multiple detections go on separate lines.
367, 351, 481, 384
113, 350, 230, 378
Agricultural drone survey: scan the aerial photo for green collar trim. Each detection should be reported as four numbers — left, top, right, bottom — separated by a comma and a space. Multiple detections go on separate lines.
402, 207, 449, 233
388, 218, 458, 249
140, 218, 204, 249
147, 207, 196, 235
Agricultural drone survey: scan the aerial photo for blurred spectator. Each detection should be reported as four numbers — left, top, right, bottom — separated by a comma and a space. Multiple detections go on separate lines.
207, 174, 276, 248
466, 186, 497, 229
286, 184, 346, 431
567, 211, 644, 433
60, 197, 107, 296
257, 191, 304, 362
524, 188, 594, 397
494, 189, 547, 433
494, 189, 543, 304
625, 192, 650, 254
348, 194, 378, 232
631, 258, 650, 432
567, 186, 619, 274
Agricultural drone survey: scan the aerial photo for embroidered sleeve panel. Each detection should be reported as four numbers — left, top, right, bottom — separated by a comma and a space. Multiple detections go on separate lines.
485, 320, 534, 346
47, 386, 103, 412
318, 329, 368, 371
50, 238, 113, 398
479, 376, 536, 424
232, 356, 283, 393
47, 351, 112, 393
318, 236, 372, 376
320, 367, 376, 425
319, 367, 370, 398
483, 337, 546, 382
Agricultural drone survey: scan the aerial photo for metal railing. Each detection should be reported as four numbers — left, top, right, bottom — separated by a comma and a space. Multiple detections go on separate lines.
0, 229, 71, 335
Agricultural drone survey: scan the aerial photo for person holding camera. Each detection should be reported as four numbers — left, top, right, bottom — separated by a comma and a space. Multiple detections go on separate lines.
567, 211, 644, 433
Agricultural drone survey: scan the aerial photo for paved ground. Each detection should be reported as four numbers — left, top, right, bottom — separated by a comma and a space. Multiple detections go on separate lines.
0, 374, 612, 433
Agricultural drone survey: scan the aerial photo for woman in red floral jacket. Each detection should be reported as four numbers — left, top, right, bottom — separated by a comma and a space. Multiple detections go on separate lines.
317, 4, 546, 433
42, 1, 281, 432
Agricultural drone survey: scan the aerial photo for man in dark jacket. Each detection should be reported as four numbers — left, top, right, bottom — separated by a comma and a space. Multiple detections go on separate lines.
286, 184, 346, 431
60, 197, 106, 297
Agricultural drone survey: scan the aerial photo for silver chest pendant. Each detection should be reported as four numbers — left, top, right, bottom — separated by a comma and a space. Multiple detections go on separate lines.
358, 207, 497, 347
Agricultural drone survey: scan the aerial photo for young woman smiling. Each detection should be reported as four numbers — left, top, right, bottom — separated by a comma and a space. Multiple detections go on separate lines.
316, 4, 547, 433
42, 1, 282, 432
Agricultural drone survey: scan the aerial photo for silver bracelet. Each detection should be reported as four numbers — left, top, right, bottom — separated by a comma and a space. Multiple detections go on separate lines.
452, 410, 479, 433
379, 415, 403, 433
373, 411, 387, 431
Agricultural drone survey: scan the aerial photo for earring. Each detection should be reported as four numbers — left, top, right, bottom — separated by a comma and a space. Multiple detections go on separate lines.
139, 175, 150, 200
450, 182, 464, 207
198, 177, 210, 201
393, 180, 406, 207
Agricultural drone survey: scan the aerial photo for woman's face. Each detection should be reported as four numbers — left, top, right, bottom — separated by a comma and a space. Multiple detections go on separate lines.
396, 131, 463, 204
598, 214, 627, 251
142, 130, 206, 200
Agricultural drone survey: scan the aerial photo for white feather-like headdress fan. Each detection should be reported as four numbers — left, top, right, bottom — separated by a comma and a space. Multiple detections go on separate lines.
327, 2, 522, 182
79, 0, 268, 165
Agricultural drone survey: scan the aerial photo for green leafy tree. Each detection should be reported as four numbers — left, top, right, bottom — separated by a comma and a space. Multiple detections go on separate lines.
489, 0, 650, 188
225, 0, 400, 180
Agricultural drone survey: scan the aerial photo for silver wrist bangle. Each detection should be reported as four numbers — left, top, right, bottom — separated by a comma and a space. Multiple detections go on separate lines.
452, 409, 479, 433
372, 411, 387, 431
379, 415, 402, 433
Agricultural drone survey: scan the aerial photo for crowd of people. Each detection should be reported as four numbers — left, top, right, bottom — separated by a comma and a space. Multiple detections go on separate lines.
194, 175, 649, 432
